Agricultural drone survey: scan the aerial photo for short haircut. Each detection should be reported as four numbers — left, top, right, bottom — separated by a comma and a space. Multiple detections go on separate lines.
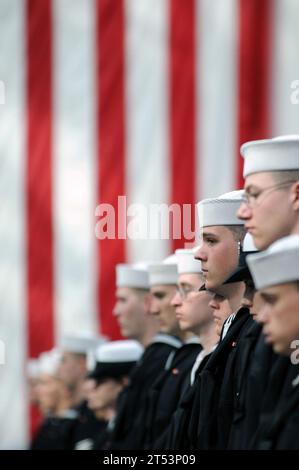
132, 287, 150, 298
244, 279, 255, 292
271, 170, 299, 184
72, 352, 87, 360
226, 225, 246, 243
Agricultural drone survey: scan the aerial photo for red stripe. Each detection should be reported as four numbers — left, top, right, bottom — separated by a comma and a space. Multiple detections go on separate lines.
237, 0, 272, 187
169, 0, 196, 250
26, 0, 54, 357
96, 0, 125, 339
30, 405, 41, 439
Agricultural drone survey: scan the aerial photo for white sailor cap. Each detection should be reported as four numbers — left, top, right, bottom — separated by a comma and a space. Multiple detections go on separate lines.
89, 340, 144, 381
148, 254, 178, 286
175, 248, 202, 274
247, 234, 299, 290
58, 334, 104, 355
38, 349, 62, 377
241, 135, 299, 177
116, 263, 150, 289
197, 190, 245, 228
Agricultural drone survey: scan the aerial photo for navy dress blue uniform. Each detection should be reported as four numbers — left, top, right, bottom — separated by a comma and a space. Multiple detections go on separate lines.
190, 307, 252, 450
109, 334, 182, 449
143, 339, 202, 449
227, 323, 277, 449
274, 367, 299, 450
162, 351, 212, 449
30, 411, 78, 450
92, 421, 110, 450
71, 401, 107, 450
251, 362, 299, 449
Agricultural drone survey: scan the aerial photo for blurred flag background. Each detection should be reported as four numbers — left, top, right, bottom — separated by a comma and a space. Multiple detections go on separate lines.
0, 0, 299, 449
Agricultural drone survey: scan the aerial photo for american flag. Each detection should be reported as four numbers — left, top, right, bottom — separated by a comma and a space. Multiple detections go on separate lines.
0, 0, 299, 449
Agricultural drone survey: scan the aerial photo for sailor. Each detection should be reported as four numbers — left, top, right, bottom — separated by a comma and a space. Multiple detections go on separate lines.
143, 248, 214, 448
87, 340, 143, 449
165, 191, 250, 449
110, 262, 182, 449
57, 334, 106, 450
189, 190, 253, 450
237, 135, 299, 249
220, 234, 276, 449
236, 135, 299, 449
247, 235, 299, 449
30, 349, 77, 450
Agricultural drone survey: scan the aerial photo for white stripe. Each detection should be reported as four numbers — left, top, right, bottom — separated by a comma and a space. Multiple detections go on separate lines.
0, 0, 27, 449
271, 0, 299, 135
125, 0, 170, 262
196, 0, 238, 201
53, 0, 98, 338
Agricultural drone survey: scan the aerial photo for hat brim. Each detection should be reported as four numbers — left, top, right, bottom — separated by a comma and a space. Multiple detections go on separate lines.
88, 361, 136, 383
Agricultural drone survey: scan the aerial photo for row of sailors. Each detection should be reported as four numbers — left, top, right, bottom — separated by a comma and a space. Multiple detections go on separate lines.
29, 134, 299, 450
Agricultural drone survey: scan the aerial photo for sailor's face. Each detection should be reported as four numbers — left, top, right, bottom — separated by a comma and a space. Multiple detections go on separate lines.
241, 282, 264, 320
208, 292, 232, 337
113, 287, 146, 339
36, 374, 62, 414
58, 351, 86, 387
87, 378, 124, 414
194, 226, 239, 290
237, 172, 295, 250
259, 283, 299, 356
150, 284, 180, 336
172, 273, 213, 333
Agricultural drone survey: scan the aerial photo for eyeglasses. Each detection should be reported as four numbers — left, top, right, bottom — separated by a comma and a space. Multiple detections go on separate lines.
176, 285, 198, 300
241, 180, 296, 208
